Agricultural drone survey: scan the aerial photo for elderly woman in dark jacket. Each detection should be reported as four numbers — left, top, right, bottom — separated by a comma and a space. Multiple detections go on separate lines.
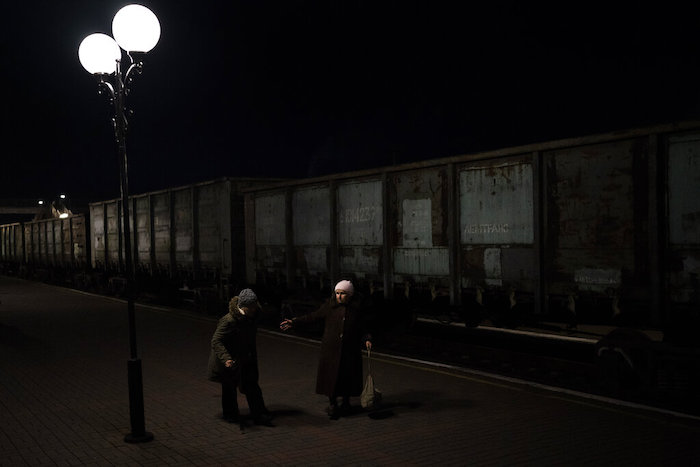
208, 288, 273, 427
281, 280, 372, 419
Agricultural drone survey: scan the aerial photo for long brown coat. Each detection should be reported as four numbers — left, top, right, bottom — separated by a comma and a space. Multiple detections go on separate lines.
293, 297, 370, 397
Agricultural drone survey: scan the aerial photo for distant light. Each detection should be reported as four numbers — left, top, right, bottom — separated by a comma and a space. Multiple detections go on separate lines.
38, 200, 44, 205
59, 213, 70, 219
112, 4, 161, 53
78, 33, 121, 74
60, 194, 66, 199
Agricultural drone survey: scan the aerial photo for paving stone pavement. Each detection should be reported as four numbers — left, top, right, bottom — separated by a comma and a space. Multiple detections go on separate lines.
1, 276, 699, 466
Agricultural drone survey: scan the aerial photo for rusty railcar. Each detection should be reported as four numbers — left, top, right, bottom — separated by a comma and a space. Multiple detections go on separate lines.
25, 214, 88, 268
87, 178, 276, 298
0, 214, 89, 280
243, 121, 700, 330
0, 222, 25, 278
0, 223, 23, 264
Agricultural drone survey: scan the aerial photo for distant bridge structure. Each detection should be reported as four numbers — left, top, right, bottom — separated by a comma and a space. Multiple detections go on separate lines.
0, 199, 44, 216
0, 197, 80, 223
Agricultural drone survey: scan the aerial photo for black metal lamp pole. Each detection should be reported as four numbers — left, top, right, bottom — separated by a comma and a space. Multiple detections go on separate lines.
117, 56, 151, 444
79, 5, 159, 444
94, 53, 153, 444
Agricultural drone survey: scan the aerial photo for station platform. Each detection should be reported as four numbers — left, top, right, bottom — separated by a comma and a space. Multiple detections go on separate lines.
415, 317, 664, 344
1, 275, 699, 466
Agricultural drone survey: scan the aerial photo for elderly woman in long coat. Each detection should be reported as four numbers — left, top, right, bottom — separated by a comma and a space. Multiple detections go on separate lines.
208, 289, 273, 427
281, 280, 372, 419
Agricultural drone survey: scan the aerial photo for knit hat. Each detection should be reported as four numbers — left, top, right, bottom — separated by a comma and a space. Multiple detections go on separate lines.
237, 288, 258, 308
334, 280, 354, 295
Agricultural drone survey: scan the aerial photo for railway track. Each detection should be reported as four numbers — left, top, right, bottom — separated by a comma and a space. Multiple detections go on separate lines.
263, 313, 700, 417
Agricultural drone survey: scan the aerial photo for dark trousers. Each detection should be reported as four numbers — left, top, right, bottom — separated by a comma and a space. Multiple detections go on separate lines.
221, 377, 267, 418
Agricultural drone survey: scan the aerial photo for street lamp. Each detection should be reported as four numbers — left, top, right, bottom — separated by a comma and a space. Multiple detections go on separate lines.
78, 4, 160, 444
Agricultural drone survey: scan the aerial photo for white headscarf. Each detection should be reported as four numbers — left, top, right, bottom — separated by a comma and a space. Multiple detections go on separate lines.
334, 280, 354, 295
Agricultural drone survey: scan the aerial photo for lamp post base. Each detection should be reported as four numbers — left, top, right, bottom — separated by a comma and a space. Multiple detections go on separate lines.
125, 358, 152, 443
124, 431, 154, 443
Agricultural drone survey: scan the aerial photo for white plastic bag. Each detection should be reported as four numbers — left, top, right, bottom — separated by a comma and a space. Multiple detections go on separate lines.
361, 349, 382, 409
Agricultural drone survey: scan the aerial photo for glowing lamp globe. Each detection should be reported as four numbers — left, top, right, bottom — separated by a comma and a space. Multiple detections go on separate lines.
78, 33, 121, 74
112, 4, 161, 53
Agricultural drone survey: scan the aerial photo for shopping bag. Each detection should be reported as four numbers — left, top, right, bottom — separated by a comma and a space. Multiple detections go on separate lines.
361, 349, 382, 409
361, 374, 381, 408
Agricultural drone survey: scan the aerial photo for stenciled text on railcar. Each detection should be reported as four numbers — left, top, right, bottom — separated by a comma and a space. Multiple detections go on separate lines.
463, 223, 510, 235
339, 205, 380, 224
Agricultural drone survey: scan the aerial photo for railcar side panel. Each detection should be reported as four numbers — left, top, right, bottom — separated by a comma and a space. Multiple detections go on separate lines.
23, 224, 32, 263
30, 223, 41, 263
151, 192, 171, 270
90, 204, 105, 268
220, 181, 236, 279
198, 182, 227, 272
0, 223, 22, 262
16, 223, 22, 261
46, 220, 57, 264
173, 188, 193, 267
70, 215, 88, 265
134, 196, 151, 269
337, 179, 383, 279
459, 159, 536, 294
545, 138, 648, 322
254, 192, 287, 282
292, 185, 331, 277
2, 224, 12, 261
667, 132, 700, 311
105, 202, 120, 267
61, 218, 70, 263
390, 167, 450, 286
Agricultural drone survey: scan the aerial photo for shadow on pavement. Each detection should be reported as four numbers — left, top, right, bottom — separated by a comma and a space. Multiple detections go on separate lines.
268, 408, 305, 419
0, 323, 42, 350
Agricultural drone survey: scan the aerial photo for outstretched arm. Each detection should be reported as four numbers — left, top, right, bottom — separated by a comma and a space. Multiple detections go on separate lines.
280, 302, 328, 330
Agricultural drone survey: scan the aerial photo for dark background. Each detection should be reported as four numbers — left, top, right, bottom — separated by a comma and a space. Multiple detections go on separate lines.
2, 1, 699, 205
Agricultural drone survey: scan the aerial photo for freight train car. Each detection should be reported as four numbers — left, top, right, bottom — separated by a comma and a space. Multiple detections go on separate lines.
1, 124, 698, 330
0, 214, 89, 282
0, 223, 22, 265
242, 121, 700, 334
87, 177, 276, 304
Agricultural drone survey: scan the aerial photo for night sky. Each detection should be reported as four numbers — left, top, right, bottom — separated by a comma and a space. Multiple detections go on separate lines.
3, 1, 699, 206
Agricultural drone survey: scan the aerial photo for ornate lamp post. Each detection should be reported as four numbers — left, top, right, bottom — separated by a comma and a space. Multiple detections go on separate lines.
78, 4, 160, 443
